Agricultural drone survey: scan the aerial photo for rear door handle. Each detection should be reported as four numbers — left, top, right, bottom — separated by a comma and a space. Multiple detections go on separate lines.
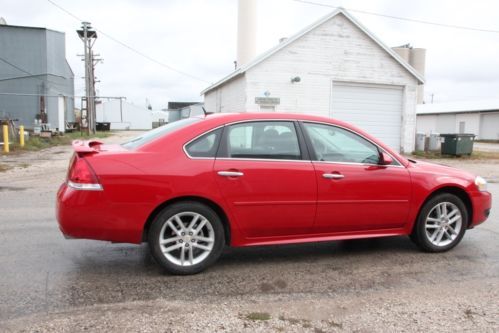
323, 173, 344, 179
218, 171, 244, 177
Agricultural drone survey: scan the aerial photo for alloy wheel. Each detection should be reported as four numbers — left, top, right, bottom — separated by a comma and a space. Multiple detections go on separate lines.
424, 201, 463, 247
158, 212, 215, 266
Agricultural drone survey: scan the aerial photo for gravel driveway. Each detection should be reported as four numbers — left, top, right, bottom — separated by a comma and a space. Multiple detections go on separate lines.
0, 131, 498, 332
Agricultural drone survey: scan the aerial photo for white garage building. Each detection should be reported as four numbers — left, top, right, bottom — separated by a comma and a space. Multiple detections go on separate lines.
417, 99, 499, 140
201, 8, 424, 153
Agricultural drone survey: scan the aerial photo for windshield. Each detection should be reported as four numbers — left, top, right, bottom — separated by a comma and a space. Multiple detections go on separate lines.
122, 118, 201, 149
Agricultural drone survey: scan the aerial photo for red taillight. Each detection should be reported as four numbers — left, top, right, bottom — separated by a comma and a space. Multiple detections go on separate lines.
67, 154, 102, 190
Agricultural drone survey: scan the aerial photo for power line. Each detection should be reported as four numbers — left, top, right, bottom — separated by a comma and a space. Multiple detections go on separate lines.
0, 56, 40, 77
0, 92, 124, 98
46, 0, 210, 83
0, 56, 72, 95
292, 0, 499, 34
0, 56, 68, 85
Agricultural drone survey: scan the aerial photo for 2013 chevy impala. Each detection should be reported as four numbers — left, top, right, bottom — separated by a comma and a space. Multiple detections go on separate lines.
57, 113, 491, 274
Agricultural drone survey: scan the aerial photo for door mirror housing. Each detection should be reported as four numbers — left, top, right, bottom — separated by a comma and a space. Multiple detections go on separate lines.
379, 152, 393, 165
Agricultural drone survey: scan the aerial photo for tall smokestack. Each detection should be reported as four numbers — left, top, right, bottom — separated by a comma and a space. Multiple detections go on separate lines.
392, 44, 426, 104
409, 48, 426, 104
237, 0, 257, 68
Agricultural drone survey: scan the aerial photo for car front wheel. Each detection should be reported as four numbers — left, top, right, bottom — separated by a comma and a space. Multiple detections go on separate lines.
411, 193, 468, 252
148, 201, 225, 275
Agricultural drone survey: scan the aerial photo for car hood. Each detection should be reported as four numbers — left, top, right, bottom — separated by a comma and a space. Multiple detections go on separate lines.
408, 159, 476, 182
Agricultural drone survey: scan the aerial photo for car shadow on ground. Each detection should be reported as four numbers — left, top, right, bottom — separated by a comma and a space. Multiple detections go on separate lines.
69, 235, 418, 273
217, 236, 417, 265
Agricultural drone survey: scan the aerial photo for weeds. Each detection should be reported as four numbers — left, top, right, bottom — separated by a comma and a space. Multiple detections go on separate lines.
0, 163, 11, 173
410, 150, 499, 160
246, 312, 271, 321
3, 131, 112, 154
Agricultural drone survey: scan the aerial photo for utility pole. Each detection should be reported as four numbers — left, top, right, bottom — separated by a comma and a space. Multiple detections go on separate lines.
77, 22, 98, 134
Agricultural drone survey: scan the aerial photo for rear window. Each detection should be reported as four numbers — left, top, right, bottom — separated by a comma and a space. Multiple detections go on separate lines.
122, 118, 200, 149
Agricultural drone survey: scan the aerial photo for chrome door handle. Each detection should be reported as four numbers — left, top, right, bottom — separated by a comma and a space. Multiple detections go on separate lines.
218, 171, 244, 177
323, 173, 344, 179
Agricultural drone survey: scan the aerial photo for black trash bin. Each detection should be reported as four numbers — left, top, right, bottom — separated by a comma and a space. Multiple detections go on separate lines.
96, 122, 111, 131
440, 133, 475, 156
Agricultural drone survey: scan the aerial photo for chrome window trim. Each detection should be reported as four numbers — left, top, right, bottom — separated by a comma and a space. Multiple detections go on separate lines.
183, 118, 405, 168
183, 120, 303, 161
309, 159, 404, 168
301, 120, 404, 168
215, 157, 311, 163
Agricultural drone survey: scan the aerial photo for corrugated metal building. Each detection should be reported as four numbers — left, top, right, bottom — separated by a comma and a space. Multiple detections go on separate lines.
417, 99, 499, 140
0, 24, 74, 131
201, 8, 424, 153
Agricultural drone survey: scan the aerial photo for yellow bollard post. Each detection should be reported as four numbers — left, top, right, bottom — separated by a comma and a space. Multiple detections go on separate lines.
2, 124, 9, 153
20, 125, 25, 147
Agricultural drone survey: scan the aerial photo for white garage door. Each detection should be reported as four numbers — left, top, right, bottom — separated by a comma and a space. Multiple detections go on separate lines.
331, 82, 403, 151
480, 113, 499, 140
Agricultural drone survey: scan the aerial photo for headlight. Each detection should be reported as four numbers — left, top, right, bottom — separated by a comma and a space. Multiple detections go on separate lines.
475, 176, 488, 192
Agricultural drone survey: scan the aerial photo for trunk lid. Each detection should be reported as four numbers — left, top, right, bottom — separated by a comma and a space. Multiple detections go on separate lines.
72, 140, 128, 155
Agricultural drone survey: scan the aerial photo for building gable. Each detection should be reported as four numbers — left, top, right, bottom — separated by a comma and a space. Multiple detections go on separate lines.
202, 8, 423, 95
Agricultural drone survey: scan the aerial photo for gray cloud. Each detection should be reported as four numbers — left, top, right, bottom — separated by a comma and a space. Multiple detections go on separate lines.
2, 0, 499, 108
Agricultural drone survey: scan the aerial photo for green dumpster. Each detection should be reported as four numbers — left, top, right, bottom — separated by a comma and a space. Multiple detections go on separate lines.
440, 134, 475, 156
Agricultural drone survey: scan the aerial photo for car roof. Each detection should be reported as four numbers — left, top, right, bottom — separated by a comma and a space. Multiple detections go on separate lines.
200, 112, 347, 124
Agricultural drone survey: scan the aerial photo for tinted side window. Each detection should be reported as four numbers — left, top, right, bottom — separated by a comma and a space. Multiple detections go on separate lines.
226, 121, 301, 160
185, 128, 222, 158
304, 123, 380, 164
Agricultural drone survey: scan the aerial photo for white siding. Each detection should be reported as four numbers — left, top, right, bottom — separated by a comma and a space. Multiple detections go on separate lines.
418, 112, 498, 139
435, 114, 456, 134
204, 12, 419, 153
455, 113, 480, 135
243, 13, 418, 152
96, 100, 152, 130
416, 114, 438, 134
204, 75, 246, 113
480, 113, 499, 140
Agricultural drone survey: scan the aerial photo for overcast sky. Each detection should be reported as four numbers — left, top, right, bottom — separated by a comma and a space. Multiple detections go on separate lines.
2, 0, 499, 109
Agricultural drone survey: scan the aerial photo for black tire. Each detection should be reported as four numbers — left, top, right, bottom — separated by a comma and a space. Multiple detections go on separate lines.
148, 201, 226, 275
411, 193, 468, 252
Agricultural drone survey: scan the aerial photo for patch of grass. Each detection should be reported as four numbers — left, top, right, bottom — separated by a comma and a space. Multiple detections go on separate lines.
278, 315, 312, 327
246, 312, 271, 321
18, 163, 30, 169
327, 320, 343, 329
410, 150, 499, 160
302, 321, 312, 328
0, 163, 11, 172
475, 139, 499, 143
64, 131, 112, 140
3, 131, 113, 154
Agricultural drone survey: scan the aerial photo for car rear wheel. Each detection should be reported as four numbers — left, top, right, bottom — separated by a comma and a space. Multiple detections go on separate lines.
148, 201, 225, 275
411, 193, 468, 252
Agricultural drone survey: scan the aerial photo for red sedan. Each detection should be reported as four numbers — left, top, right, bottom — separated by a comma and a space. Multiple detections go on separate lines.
57, 113, 492, 274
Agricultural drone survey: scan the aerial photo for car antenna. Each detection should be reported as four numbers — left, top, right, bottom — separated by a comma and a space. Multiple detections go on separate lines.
202, 107, 213, 116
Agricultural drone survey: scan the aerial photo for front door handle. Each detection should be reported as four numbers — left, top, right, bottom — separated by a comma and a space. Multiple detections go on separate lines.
218, 171, 244, 177
323, 173, 344, 180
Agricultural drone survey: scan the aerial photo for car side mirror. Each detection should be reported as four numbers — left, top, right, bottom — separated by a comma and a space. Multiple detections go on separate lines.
379, 152, 393, 165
